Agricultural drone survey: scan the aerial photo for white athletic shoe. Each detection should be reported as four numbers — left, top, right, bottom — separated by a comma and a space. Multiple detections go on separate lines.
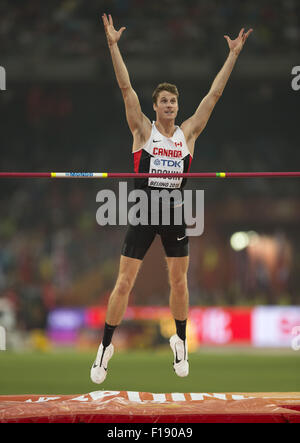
90, 343, 114, 384
169, 334, 189, 377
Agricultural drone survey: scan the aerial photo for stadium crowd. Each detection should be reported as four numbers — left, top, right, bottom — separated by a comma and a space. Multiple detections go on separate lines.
0, 0, 299, 58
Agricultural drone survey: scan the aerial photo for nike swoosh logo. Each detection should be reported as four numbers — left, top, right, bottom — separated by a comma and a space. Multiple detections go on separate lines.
153, 139, 162, 143
175, 348, 181, 365
177, 236, 186, 241
92, 362, 107, 371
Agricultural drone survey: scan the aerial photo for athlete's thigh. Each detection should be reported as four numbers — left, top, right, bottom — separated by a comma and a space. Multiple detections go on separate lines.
165, 256, 189, 281
160, 223, 189, 258
117, 254, 143, 282
121, 224, 157, 260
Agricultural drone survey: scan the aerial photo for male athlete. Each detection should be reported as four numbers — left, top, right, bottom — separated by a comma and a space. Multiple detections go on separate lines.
91, 13, 252, 384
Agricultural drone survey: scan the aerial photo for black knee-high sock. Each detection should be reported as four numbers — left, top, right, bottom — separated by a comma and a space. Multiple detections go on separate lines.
175, 319, 187, 341
102, 322, 117, 347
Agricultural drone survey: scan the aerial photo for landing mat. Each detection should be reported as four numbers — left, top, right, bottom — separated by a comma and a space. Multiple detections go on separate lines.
1, 391, 300, 423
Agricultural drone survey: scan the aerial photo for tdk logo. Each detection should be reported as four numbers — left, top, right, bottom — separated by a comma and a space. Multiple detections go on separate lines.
160, 159, 182, 167
0, 66, 6, 91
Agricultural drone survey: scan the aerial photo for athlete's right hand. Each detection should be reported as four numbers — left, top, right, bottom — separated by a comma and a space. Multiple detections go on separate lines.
102, 13, 126, 47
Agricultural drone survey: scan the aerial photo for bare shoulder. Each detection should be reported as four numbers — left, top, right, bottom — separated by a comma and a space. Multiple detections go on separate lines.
132, 115, 152, 152
180, 118, 197, 157
180, 117, 195, 141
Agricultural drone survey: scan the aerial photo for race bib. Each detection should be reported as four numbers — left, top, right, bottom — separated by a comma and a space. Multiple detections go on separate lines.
148, 157, 183, 189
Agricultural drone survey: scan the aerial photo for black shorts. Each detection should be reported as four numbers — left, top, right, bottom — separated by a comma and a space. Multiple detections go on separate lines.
121, 221, 189, 260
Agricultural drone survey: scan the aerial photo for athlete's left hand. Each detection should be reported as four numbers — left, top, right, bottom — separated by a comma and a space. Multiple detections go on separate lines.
224, 28, 253, 55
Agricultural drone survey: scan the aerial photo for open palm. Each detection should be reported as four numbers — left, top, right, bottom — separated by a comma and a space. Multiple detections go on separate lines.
102, 13, 126, 47
224, 28, 253, 54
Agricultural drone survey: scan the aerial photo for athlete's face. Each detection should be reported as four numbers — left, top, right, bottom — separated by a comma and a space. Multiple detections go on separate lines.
153, 91, 179, 120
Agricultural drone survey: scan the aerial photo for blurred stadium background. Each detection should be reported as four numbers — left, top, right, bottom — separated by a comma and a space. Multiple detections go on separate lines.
0, 0, 300, 394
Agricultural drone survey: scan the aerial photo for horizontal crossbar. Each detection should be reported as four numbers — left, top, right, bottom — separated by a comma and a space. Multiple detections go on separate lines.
0, 172, 300, 179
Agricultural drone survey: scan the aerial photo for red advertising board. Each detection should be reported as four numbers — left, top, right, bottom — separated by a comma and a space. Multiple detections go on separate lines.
190, 308, 252, 345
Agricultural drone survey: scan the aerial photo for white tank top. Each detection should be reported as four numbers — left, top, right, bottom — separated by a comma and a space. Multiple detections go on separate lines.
134, 122, 192, 189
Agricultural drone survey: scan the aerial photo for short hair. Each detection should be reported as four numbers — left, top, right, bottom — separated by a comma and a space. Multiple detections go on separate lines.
152, 82, 179, 105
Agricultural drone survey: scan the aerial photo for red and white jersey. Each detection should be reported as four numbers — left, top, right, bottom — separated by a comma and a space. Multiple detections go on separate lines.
133, 122, 193, 189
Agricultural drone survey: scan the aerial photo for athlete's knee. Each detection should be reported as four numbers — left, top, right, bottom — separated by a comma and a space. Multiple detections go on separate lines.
115, 273, 135, 296
169, 274, 188, 295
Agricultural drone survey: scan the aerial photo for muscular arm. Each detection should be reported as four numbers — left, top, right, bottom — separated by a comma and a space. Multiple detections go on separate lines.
182, 28, 253, 149
102, 14, 150, 142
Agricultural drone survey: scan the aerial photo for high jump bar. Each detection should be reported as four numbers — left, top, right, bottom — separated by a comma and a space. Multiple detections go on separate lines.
0, 172, 300, 179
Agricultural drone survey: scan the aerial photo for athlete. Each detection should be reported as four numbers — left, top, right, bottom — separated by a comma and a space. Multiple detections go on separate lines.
91, 13, 252, 384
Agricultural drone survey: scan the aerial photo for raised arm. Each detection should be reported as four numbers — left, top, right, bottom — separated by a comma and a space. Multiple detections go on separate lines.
181, 28, 253, 146
102, 14, 150, 144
